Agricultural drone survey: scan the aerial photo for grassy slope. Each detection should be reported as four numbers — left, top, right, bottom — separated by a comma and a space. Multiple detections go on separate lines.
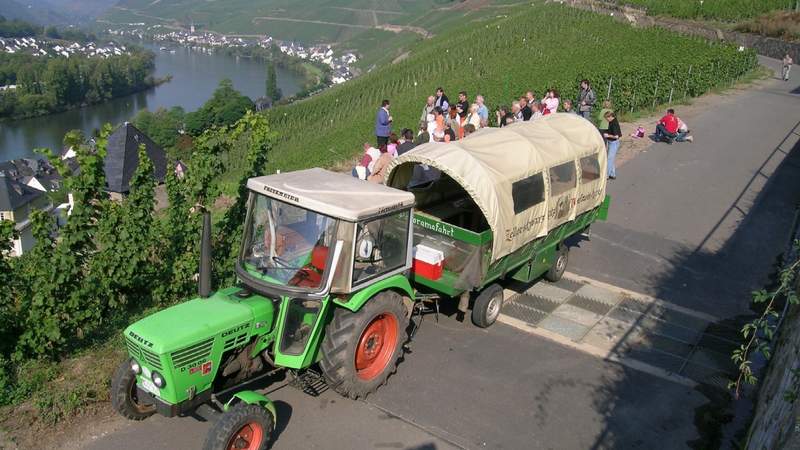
617, 0, 795, 21
261, 2, 756, 173
102, 0, 514, 69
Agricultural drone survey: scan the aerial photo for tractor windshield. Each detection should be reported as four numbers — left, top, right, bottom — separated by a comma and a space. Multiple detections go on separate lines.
239, 193, 340, 295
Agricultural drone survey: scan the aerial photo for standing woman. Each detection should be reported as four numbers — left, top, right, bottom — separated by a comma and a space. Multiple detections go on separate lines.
542, 89, 560, 115
445, 105, 461, 140
603, 111, 621, 180
465, 104, 481, 132
783, 53, 794, 82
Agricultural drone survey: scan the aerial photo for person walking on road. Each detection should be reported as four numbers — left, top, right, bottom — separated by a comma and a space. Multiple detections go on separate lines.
375, 99, 392, 147
602, 111, 621, 180
578, 79, 596, 120
783, 54, 793, 82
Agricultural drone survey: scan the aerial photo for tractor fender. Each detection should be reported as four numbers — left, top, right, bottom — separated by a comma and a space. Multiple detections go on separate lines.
225, 390, 277, 421
333, 274, 414, 312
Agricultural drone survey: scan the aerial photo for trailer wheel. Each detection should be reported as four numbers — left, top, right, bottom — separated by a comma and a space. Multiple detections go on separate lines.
203, 402, 274, 450
545, 245, 569, 282
111, 359, 156, 421
472, 283, 504, 328
320, 290, 408, 399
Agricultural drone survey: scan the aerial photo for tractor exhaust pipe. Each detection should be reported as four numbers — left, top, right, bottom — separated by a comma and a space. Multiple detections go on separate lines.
199, 211, 212, 298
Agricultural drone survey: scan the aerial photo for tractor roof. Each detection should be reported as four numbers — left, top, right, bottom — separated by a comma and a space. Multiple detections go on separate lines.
247, 168, 415, 221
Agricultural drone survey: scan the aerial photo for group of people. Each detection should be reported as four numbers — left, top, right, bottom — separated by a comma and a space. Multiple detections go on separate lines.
356, 78, 697, 184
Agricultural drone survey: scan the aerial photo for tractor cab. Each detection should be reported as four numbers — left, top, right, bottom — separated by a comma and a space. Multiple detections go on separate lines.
238, 168, 415, 363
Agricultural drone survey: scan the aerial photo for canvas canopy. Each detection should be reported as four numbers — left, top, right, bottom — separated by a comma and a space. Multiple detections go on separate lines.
386, 113, 607, 262
248, 168, 415, 222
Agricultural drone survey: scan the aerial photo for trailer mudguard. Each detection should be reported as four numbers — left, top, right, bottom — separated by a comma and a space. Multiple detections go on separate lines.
333, 274, 414, 312
225, 390, 277, 420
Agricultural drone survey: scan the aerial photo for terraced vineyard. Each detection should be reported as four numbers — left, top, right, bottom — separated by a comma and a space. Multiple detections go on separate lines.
617, 0, 795, 21
263, 3, 757, 172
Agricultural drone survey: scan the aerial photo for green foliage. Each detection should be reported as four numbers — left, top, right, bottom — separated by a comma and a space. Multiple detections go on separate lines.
185, 79, 255, 135
0, 15, 41, 37
0, 50, 156, 120
730, 240, 800, 399
266, 63, 282, 103
132, 106, 187, 156
617, 0, 795, 21
259, 3, 758, 173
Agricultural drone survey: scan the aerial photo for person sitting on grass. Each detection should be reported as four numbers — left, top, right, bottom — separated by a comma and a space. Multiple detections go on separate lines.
653, 108, 679, 144
530, 102, 543, 121
353, 142, 381, 180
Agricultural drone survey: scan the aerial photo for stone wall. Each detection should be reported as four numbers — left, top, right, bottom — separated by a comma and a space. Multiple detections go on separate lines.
747, 304, 800, 449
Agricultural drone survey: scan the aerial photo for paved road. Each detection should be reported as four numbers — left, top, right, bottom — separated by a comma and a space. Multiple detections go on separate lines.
78, 58, 800, 450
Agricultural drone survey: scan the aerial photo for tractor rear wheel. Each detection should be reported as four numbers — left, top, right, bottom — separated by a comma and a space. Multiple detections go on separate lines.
545, 245, 569, 282
111, 359, 156, 420
320, 290, 408, 399
202, 402, 274, 450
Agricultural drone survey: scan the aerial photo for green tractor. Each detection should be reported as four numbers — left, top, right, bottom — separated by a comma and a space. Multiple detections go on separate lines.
112, 115, 610, 449
112, 168, 418, 450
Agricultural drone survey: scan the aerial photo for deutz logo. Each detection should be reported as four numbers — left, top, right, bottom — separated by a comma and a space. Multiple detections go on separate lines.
128, 331, 154, 348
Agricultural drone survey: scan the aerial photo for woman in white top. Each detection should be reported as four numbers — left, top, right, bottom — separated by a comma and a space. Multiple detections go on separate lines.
465, 104, 481, 130
542, 89, 560, 115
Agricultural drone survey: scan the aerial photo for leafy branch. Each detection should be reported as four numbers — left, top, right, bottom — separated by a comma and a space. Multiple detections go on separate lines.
731, 240, 800, 399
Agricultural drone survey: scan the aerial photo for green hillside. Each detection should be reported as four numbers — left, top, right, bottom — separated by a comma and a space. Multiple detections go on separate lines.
100, 0, 519, 69
617, 0, 795, 21
260, 3, 757, 172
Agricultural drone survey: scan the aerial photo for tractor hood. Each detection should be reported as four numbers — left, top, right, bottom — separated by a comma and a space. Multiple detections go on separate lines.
125, 288, 272, 354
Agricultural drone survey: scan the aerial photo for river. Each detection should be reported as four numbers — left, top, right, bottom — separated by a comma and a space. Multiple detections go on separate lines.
0, 44, 304, 161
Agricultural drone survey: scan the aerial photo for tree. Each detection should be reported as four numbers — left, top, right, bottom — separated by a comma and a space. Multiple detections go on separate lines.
266, 63, 281, 103
185, 79, 254, 135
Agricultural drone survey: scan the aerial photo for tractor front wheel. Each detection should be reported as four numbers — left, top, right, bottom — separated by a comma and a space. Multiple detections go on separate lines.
320, 290, 408, 399
111, 359, 156, 420
203, 403, 274, 450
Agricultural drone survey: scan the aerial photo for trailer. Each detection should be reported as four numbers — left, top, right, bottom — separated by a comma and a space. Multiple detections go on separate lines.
110, 113, 610, 449
386, 113, 610, 326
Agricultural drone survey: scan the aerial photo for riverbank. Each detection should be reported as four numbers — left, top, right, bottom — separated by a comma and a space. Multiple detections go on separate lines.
0, 74, 171, 123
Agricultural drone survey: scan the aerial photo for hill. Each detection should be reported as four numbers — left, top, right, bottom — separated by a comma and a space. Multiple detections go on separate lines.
258, 2, 757, 172
99, 0, 524, 69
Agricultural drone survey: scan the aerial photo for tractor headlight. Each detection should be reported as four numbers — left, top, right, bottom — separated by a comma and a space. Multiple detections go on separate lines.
130, 359, 142, 375
151, 371, 166, 388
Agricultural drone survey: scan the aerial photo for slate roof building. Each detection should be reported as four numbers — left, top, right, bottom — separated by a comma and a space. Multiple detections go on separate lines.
105, 122, 167, 199
0, 174, 52, 256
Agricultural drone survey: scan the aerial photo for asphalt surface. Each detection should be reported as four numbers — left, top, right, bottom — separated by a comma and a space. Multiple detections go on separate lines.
79, 57, 800, 450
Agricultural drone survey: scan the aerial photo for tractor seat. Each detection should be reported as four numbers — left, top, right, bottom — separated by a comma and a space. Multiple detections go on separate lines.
289, 246, 329, 288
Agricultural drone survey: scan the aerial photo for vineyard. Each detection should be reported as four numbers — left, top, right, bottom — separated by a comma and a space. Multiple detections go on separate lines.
262, 3, 757, 172
617, 0, 796, 21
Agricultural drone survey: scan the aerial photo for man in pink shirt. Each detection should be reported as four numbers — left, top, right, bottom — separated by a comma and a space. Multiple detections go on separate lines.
654, 108, 679, 144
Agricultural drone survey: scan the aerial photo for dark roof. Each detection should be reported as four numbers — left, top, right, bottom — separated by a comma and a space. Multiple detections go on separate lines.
0, 174, 44, 211
104, 122, 167, 193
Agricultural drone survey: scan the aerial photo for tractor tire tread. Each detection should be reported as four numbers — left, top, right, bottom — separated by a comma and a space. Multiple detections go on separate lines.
319, 290, 408, 400
202, 403, 274, 450
110, 359, 156, 421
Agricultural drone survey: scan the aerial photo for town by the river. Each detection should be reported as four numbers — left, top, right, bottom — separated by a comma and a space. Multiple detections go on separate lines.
0, 43, 304, 160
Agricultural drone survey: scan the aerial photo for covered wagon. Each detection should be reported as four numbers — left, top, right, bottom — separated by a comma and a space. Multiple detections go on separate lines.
386, 113, 611, 327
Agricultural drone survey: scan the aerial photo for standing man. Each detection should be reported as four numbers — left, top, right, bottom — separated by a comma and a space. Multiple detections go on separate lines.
434, 87, 449, 112
457, 91, 470, 120
475, 95, 489, 128
375, 99, 392, 147
783, 53, 794, 82
577, 79, 596, 120
525, 91, 537, 109
420, 96, 435, 122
